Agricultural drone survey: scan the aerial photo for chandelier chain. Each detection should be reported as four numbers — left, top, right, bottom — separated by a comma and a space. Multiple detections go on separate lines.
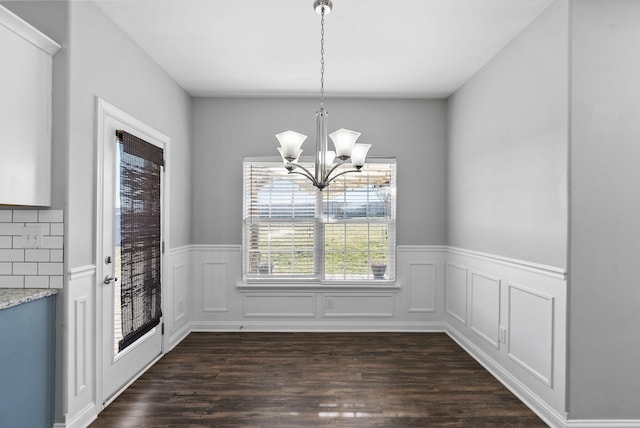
320, 6, 325, 108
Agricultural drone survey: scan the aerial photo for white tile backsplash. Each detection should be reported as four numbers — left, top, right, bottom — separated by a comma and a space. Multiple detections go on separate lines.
28, 222, 50, 235
0, 237, 11, 249
0, 209, 64, 289
49, 250, 63, 263
0, 276, 24, 287
25, 276, 49, 288
38, 210, 63, 223
0, 263, 11, 275
50, 223, 64, 236
49, 276, 63, 288
25, 249, 51, 262
38, 263, 63, 276
41, 236, 64, 250
0, 249, 25, 262
13, 210, 38, 223
14, 263, 38, 275
0, 223, 24, 235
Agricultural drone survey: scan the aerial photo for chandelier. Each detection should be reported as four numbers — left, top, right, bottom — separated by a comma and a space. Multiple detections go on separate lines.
275, 0, 371, 191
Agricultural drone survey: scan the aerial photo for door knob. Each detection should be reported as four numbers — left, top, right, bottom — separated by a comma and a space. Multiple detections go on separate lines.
104, 275, 118, 285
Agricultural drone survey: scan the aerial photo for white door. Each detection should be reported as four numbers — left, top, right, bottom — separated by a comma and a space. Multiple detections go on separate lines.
97, 99, 168, 406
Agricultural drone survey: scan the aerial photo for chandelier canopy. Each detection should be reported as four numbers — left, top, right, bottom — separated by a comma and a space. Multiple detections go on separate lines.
275, 0, 371, 191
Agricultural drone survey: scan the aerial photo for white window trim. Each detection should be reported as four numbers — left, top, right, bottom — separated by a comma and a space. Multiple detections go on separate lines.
243, 156, 397, 285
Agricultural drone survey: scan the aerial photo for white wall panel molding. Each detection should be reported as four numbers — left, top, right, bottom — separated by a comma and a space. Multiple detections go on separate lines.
191, 244, 242, 252
445, 263, 468, 325
190, 245, 448, 331
237, 283, 401, 292
172, 263, 187, 322
68, 264, 96, 281
323, 294, 394, 318
164, 247, 191, 354
565, 420, 640, 428
243, 293, 316, 318
168, 245, 191, 256
446, 326, 567, 428
470, 272, 501, 349
406, 262, 437, 313
64, 268, 98, 428
447, 247, 566, 280
192, 320, 446, 332
74, 297, 88, 396
444, 247, 566, 421
202, 261, 229, 312
507, 283, 554, 387
397, 245, 448, 253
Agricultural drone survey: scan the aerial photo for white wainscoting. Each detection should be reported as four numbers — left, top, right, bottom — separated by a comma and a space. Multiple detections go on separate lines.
165, 246, 191, 352
445, 263, 468, 325
470, 271, 501, 349
445, 247, 567, 427
60, 245, 576, 427
190, 245, 446, 332
57, 265, 98, 428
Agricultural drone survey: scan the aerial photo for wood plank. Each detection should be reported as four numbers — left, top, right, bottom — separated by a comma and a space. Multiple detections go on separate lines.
91, 332, 547, 427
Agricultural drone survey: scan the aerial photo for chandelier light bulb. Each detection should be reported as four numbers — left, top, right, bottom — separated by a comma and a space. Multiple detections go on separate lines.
329, 128, 361, 160
351, 143, 371, 168
276, 130, 307, 161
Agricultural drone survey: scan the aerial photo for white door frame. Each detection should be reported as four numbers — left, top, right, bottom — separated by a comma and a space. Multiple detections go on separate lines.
94, 97, 171, 409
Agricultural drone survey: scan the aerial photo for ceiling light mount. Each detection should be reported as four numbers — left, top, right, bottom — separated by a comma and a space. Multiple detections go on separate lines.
276, 0, 370, 191
313, 0, 332, 15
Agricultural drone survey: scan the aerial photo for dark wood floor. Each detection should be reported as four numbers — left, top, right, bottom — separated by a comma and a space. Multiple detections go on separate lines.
90, 332, 548, 427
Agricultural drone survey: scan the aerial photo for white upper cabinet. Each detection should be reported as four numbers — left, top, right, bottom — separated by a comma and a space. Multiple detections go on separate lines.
0, 6, 60, 206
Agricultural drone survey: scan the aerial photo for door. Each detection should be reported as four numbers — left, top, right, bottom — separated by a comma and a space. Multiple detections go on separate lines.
97, 99, 168, 405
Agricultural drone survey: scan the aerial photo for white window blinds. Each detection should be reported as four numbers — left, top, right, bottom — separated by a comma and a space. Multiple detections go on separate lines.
243, 159, 396, 282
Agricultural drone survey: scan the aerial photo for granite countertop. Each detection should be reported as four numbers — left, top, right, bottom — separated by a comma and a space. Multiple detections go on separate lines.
0, 288, 58, 311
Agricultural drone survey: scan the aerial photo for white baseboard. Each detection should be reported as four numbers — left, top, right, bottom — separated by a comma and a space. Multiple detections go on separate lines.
166, 322, 191, 352
446, 325, 567, 428
53, 401, 97, 428
565, 421, 640, 428
191, 320, 446, 332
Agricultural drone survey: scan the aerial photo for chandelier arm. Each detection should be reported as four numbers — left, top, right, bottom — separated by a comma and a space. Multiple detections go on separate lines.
323, 161, 344, 182
286, 163, 319, 185
325, 168, 361, 186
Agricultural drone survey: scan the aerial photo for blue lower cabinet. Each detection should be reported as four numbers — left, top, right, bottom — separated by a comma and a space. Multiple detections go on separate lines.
0, 295, 55, 428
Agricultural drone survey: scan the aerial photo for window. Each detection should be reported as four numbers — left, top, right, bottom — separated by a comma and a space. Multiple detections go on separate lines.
243, 158, 396, 282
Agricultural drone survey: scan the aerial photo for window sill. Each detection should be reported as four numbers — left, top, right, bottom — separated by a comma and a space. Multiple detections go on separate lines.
236, 281, 400, 292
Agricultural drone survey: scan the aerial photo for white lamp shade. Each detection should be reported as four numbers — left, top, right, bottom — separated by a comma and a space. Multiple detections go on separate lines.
278, 147, 302, 164
329, 128, 361, 159
350, 143, 371, 167
320, 150, 336, 165
276, 131, 307, 160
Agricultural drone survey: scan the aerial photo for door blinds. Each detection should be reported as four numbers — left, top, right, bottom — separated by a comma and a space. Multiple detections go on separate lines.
116, 130, 163, 352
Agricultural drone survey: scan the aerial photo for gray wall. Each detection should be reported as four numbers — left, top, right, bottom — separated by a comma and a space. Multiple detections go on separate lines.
1, 3, 193, 423
447, 0, 568, 267
2, 1, 193, 265
568, 0, 640, 419
65, 1, 192, 266
191, 97, 447, 246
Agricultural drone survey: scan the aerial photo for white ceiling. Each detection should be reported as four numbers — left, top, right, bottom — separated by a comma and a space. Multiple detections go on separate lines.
94, 0, 555, 98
